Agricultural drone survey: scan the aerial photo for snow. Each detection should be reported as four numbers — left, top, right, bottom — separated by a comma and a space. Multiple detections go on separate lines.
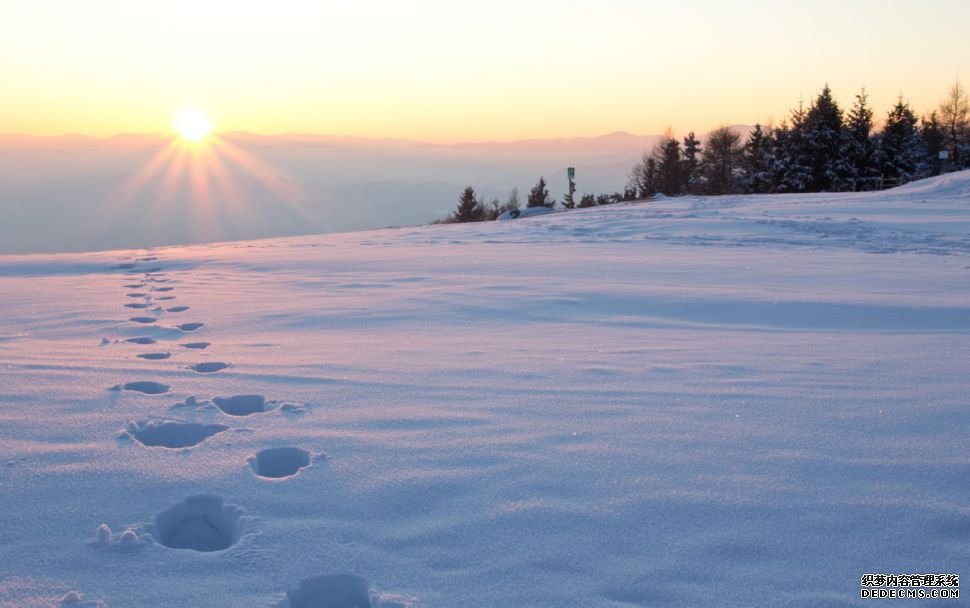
1, 171, 969, 606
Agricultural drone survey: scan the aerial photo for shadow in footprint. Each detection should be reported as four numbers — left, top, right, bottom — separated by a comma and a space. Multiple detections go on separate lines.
214, 395, 270, 416
127, 420, 228, 448
137, 352, 171, 360
192, 362, 228, 373
177, 323, 204, 332
114, 381, 170, 395
285, 575, 371, 608
180, 342, 210, 350
129, 317, 157, 324
250, 447, 311, 479
167, 306, 189, 312
126, 337, 157, 345
153, 495, 243, 552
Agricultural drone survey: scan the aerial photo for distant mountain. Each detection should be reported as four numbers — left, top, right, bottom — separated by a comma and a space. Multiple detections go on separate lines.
0, 129, 746, 254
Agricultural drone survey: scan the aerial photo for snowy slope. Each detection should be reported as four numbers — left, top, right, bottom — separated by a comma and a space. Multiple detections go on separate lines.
1, 172, 969, 607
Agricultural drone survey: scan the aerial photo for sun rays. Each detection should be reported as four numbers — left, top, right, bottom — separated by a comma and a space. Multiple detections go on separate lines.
97, 133, 309, 246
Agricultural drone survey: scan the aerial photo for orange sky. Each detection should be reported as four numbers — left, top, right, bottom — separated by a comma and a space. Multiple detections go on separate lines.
2, 0, 968, 141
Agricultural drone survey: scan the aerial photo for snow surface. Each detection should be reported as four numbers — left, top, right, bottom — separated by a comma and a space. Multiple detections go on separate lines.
1, 172, 969, 607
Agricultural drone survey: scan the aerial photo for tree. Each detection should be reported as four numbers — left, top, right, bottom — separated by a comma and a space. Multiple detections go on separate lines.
682, 132, 702, 193
801, 84, 851, 191
939, 79, 969, 168
874, 98, 928, 185
773, 111, 812, 193
845, 88, 878, 189
654, 134, 683, 196
699, 126, 743, 194
577, 193, 597, 208
527, 177, 552, 208
740, 124, 775, 194
450, 186, 485, 222
629, 152, 657, 198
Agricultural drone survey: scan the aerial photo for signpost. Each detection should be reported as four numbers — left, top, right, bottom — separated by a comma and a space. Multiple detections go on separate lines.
567, 167, 576, 208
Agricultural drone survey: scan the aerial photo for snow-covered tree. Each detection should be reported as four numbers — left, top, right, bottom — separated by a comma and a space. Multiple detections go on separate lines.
845, 88, 878, 189
655, 135, 683, 196
740, 124, 775, 193
874, 98, 928, 185
682, 132, 702, 193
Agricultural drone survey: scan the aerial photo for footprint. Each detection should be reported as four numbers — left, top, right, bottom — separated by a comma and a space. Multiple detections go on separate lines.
177, 323, 204, 332
123, 283, 145, 289
250, 448, 311, 479
141, 267, 163, 273
113, 381, 170, 395
166, 306, 190, 312
191, 362, 228, 373
156, 296, 176, 301
138, 257, 157, 262
111, 263, 136, 270
127, 420, 228, 448
213, 394, 270, 416
180, 342, 210, 349
152, 286, 174, 292
125, 303, 149, 309
137, 352, 171, 360
129, 317, 157, 324
153, 495, 244, 552
127, 293, 148, 298
126, 337, 156, 345
284, 575, 371, 608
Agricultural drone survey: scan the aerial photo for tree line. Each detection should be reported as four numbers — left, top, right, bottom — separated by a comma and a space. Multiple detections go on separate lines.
445, 81, 969, 223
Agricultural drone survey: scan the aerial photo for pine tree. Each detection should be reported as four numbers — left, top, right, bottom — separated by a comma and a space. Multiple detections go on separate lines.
845, 88, 878, 190
773, 109, 812, 193
801, 84, 851, 191
526, 177, 552, 208
577, 193, 597, 208
682, 132, 702, 193
450, 186, 485, 222
921, 112, 946, 176
629, 152, 658, 198
654, 135, 683, 196
874, 98, 928, 185
700, 126, 743, 194
740, 124, 775, 194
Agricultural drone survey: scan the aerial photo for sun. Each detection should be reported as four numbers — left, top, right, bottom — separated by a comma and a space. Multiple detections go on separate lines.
171, 108, 213, 142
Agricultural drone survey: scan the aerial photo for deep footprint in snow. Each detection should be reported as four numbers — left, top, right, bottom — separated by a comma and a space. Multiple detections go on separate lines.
123, 283, 145, 289
191, 361, 229, 373
213, 394, 270, 416
152, 286, 174, 292
137, 352, 171, 360
250, 447, 311, 479
127, 420, 228, 448
177, 322, 204, 332
180, 342, 210, 349
126, 337, 156, 345
129, 317, 157, 324
126, 293, 148, 298
111, 263, 136, 270
125, 303, 149, 309
156, 296, 176, 301
113, 381, 170, 395
153, 495, 243, 552
285, 575, 372, 608
167, 306, 189, 312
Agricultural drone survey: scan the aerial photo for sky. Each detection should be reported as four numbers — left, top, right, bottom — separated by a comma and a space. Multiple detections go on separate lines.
2, 0, 968, 142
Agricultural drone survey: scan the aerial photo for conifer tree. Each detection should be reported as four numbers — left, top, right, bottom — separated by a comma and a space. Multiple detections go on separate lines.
654, 135, 683, 196
526, 177, 552, 208
577, 193, 597, 208
682, 132, 702, 193
874, 98, 928, 185
845, 88, 877, 189
801, 84, 851, 191
450, 186, 485, 222
740, 124, 775, 194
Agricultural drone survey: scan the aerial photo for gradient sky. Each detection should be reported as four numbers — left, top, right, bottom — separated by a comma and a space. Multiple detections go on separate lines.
2, 0, 968, 141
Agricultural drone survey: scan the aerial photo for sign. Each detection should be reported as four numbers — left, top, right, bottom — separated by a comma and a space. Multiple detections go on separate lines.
939, 151, 949, 160
567, 167, 575, 180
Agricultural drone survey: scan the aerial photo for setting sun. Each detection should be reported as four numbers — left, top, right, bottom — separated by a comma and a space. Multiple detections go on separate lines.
171, 108, 212, 142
